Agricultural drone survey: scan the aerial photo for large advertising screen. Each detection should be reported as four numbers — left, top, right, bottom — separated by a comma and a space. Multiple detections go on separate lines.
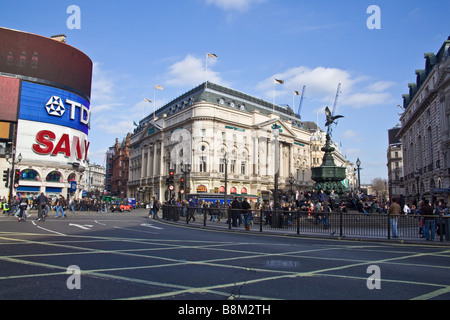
19, 81, 90, 135
16, 120, 89, 165
0, 75, 20, 122
0, 27, 92, 98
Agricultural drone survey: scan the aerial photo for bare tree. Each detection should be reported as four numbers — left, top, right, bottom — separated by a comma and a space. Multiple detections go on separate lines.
371, 178, 387, 200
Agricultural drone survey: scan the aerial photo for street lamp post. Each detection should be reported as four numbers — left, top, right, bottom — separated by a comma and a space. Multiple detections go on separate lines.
5, 146, 22, 208
356, 158, 361, 192
272, 126, 280, 209
180, 162, 191, 200
414, 169, 420, 204
289, 173, 295, 192
223, 153, 230, 229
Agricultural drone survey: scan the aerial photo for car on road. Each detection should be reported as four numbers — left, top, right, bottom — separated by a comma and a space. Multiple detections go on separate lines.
118, 204, 132, 212
110, 199, 132, 212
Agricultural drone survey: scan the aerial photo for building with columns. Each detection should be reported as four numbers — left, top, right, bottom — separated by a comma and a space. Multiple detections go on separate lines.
397, 37, 450, 204
128, 82, 354, 203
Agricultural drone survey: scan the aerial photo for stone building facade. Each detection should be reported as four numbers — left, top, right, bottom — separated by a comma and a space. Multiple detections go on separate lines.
398, 37, 450, 204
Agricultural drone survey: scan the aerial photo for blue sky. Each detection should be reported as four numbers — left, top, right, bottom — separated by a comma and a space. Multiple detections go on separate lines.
1, 0, 449, 184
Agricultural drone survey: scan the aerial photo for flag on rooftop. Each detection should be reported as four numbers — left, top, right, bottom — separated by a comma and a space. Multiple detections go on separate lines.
274, 79, 284, 84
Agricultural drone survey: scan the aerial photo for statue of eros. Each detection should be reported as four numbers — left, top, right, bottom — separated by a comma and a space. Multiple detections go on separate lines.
324, 106, 344, 137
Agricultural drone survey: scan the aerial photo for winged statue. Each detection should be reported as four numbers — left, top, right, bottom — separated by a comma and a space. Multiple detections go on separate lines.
325, 106, 344, 127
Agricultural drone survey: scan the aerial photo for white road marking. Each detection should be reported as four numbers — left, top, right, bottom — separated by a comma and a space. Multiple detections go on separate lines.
69, 223, 94, 230
140, 223, 163, 230
32, 221, 66, 236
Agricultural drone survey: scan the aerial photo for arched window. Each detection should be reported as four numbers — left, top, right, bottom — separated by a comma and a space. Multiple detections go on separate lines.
21, 169, 40, 181
68, 173, 77, 183
46, 171, 62, 182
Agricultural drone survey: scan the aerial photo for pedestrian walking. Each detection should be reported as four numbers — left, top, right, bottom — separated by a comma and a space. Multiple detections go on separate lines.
421, 199, 435, 241
18, 193, 28, 222
187, 199, 196, 222
148, 197, 155, 218
322, 201, 331, 229
36, 192, 48, 221
388, 198, 401, 238
55, 195, 67, 218
242, 198, 251, 231
231, 197, 241, 227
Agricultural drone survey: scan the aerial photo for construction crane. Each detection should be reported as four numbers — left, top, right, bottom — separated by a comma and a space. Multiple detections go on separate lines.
326, 83, 343, 137
331, 83, 342, 117
296, 85, 306, 119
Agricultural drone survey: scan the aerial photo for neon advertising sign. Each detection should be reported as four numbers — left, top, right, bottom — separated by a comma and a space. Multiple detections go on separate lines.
18, 81, 90, 162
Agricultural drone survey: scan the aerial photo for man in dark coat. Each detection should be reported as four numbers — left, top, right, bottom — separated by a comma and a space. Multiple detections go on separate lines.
241, 198, 251, 231
37, 192, 48, 221
231, 197, 241, 227
421, 199, 435, 241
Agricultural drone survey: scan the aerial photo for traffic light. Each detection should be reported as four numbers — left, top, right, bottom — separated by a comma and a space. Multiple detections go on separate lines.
3, 169, 9, 188
14, 169, 20, 185
180, 177, 185, 191
168, 169, 175, 190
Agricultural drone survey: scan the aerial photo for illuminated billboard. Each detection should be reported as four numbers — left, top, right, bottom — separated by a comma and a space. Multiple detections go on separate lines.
16, 120, 89, 165
0, 27, 92, 98
19, 81, 90, 135
0, 75, 20, 122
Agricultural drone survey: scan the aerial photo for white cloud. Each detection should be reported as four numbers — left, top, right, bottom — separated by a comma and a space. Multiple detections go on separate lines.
165, 54, 229, 88
205, 0, 266, 12
256, 66, 395, 110
364, 81, 396, 92
343, 92, 393, 108
91, 62, 116, 107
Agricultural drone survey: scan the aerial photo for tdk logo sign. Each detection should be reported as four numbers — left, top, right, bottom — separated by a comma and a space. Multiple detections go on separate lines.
45, 95, 90, 126
19, 82, 91, 135
46, 96, 66, 117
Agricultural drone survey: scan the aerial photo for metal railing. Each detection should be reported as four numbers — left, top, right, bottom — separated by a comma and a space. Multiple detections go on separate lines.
161, 205, 450, 242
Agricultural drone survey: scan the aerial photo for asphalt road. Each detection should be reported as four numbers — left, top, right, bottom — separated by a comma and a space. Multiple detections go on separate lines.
0, 209, 449, 303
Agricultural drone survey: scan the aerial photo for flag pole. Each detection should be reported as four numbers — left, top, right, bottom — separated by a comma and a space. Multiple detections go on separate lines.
273, 81, 275, 112
206, 53, 217, 88
144, 98, 151, 119
273, 79, 284, 112
154, 85, 164, 118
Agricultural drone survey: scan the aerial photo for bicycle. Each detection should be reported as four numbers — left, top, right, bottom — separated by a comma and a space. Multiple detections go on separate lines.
37, 204, 47, 222
18, 204, 27, 222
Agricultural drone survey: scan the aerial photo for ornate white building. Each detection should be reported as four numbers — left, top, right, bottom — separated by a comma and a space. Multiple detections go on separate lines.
398, 37, 450, 204
128, 82, 355, 203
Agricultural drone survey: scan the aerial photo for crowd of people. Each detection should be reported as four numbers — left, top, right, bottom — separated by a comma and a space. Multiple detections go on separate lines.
2, 189, 448, 241
162, 189, 353, 230
388, 197, 448, 240
1, 193, 111, 221
162, 189, 449, 240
